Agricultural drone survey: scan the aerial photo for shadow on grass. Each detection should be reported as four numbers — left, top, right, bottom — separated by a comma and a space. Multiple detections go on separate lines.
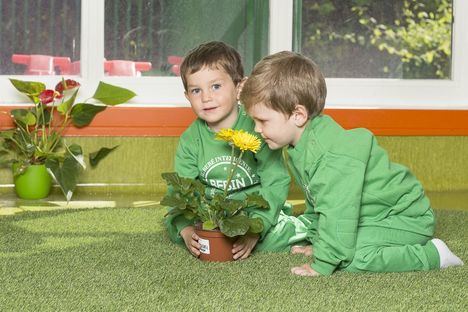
0, 208, 167, 254
1, 209, 93, 253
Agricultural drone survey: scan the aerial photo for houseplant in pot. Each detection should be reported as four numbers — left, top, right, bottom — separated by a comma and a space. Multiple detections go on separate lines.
161, 129, 269, 262
0, 78, 136, 201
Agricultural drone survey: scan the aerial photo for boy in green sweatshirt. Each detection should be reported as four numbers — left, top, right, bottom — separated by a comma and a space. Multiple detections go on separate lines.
164, 42, 306, 260
240, 51, 463, 276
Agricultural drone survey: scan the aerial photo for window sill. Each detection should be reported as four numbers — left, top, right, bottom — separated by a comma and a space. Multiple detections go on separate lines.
1, 106, 467, 136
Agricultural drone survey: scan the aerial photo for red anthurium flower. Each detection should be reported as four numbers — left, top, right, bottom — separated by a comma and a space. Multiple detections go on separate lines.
38, 89, 63, 104
55, 79, 80, 94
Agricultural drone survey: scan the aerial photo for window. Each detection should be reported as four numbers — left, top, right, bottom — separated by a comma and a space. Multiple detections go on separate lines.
104, 0, 268, 77
289, 0, 467, 108
0, 0, 81, 76
296, 0, 453, 79
1, 0, 467, 109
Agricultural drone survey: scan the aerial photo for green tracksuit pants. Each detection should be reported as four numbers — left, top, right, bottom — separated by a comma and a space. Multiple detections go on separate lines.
344, 227, 440, 273
254, 210, 309, 253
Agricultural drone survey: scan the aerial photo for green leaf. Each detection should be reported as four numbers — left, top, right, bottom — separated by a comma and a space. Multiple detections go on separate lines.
92, 82, 136, 105
9, 79, 45, 102
247, 217, 264, 234
161, 172, 184, 187
182, 210, 196, 220
219, 215, 250, 237
70, 103, 107, 127
202, 220, 217, 231
0, 156, 13, 167
66, 144, 86, 169
160, 195, 188, 210
12, 161, 29, 177
32, 106, 51, 126
57, 88, 79, 115
161, 172, 205, 196
0, 146, 16, 167
221, 198, 245, 216
245, 193, 269, 209
11, 109, 36, 127
45, 152, 82, 202
0, 130, 16, 140
89, 145, 118, 167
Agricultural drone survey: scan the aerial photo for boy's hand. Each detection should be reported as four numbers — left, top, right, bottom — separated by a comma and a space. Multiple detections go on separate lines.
180, 226, 201, 257
291, 263, 320, 277
232, 234, 259, 260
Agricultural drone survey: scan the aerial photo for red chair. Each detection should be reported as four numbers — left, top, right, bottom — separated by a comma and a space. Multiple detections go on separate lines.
168, 55, 183, 76
104, 60, 152, 76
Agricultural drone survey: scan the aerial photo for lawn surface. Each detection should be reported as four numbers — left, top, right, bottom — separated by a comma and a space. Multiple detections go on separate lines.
1, 206, 466, 311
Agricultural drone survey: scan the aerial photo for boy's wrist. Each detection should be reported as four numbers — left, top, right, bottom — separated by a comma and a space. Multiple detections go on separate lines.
180, 225, 194, 236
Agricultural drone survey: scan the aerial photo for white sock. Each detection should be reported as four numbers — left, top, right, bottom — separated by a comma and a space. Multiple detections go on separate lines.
431, 238, 464, 269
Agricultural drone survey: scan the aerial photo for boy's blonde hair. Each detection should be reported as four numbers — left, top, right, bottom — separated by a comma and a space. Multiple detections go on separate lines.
240, 51, 327, 119
180, 41, 244, 91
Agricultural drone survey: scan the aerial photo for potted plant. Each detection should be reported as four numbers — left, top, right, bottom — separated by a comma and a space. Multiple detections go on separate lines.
161, 129, 269, 262
0, 78, 136, 201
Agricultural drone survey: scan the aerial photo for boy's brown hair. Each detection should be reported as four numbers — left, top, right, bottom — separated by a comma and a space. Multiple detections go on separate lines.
240, 51, 327, 119
180, 41, 244, 91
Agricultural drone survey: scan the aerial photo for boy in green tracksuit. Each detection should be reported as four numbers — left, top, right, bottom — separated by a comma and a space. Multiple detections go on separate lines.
164, 42, 306, 260
240, 51, 463, 276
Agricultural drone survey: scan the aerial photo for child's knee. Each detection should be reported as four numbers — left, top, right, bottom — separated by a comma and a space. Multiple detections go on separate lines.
344, 247, 383, 272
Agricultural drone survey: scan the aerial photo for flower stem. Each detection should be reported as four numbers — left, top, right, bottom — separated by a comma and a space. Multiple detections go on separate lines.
224, 150, 244, 197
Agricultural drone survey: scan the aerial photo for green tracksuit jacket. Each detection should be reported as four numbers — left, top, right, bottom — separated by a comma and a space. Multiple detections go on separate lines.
287, 115, 439, 275
165, 105, 305, 251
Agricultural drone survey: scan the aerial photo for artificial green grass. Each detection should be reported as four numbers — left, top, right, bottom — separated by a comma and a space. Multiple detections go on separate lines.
1, 207, 466, 311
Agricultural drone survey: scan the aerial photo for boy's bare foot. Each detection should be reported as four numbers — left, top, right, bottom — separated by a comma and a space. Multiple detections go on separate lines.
291, 263, 320, 277
291, 245, 313, 257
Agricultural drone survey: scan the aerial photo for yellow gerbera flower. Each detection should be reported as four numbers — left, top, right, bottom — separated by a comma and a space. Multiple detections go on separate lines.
215, 128, 235, 142
231, 130, 261, 153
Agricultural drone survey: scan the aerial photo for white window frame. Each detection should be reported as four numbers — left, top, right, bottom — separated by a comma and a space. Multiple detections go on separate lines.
1, 0, 467, 109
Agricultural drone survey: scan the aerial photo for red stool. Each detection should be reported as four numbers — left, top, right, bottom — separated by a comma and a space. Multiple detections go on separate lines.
12, 54, 55, 75
53, 57, 72, 75
168, 55, 183, 76
59, 60, 80, 75
104, 60, 152, 76
12, 54, 73, 76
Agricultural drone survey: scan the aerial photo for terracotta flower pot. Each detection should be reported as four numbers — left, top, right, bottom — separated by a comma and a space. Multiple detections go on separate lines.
195, 227, 235, 262
13, 163, 52, 200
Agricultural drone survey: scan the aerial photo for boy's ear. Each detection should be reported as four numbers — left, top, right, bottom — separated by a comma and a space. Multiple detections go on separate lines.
184, 91, 189, 102
236, 76, 248, 100
293, 104, 309, 127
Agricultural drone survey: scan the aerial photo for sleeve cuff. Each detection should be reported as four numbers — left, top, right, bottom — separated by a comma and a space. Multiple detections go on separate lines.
311, 259, 337, 276
175, 216, 193, 235
166, 215, 193, 244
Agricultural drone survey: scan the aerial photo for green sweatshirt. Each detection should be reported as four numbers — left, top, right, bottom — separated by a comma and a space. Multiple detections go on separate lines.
165, 105, 291, 244
287, 115, 435, 275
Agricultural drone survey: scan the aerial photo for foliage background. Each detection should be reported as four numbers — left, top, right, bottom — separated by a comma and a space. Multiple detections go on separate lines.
298, 0, 453, 79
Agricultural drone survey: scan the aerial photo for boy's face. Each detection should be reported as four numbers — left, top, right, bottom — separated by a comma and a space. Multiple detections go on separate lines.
184, 66, 240, 132
248, 103, 303, 149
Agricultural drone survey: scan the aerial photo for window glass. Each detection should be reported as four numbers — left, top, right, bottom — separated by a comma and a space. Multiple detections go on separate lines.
295, 0, 453, 79
0, 0, 81, 76
104, 0, 269, 77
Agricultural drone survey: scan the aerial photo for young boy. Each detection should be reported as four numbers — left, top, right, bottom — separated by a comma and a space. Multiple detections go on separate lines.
240, 51, 464, 276
164, 42, 306, 260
